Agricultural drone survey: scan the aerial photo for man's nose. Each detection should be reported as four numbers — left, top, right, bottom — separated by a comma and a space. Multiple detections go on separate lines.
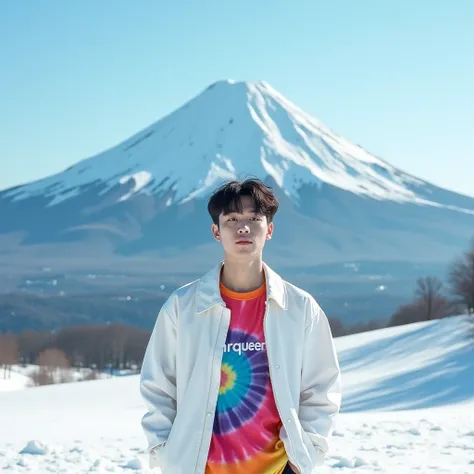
237, 224, 250, 233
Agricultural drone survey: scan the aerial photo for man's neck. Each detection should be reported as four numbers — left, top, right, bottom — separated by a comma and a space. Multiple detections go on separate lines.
220, 258, 265, 293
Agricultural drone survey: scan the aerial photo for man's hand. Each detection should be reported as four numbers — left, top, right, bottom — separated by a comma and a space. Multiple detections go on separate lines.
288, 461, 300, 473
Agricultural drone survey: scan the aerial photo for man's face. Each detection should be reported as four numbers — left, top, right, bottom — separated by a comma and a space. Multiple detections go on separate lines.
211, 196, 274, 259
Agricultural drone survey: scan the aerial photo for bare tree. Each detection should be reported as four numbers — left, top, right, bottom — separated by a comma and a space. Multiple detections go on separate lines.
415, 276, 452, 320
16, 330, 52, 365
0, 332, 18, 379
30, 368, 54, 386
105, 324, 129, 373
449, 238, 474, 314
389, 301, 426, 327
366, 319, 386, 331
328, 318, 346, 337
124, 327, 152, 371
389, 276, 454, 327
0, 333, 6, 377
35, 348, 71, 384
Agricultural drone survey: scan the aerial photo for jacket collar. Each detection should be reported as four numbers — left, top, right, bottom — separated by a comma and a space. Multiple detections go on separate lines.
196, 261, 287, 314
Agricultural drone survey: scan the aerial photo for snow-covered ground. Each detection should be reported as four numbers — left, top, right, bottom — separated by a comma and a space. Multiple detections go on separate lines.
0, 365, 33, 391
0, 365, 115, 392
0, 315, 473, 473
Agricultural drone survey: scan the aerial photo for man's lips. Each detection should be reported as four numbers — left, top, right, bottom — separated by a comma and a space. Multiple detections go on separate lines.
235, 238, 252, 244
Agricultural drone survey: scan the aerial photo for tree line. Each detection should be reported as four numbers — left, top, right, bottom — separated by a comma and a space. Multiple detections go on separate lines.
389, 238, 474, 326
0, 323, 150, 385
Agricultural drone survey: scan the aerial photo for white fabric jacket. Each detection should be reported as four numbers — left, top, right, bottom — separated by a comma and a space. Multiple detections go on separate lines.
140, 262, 341, 474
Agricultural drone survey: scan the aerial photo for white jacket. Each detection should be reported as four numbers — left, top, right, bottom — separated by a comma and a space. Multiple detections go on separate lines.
140, 262, 341, 474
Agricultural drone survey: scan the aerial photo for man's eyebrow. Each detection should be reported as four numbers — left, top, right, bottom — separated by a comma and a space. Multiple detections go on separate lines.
225, 208, 258, 214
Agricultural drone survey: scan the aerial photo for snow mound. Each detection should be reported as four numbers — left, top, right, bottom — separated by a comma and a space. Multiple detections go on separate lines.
89, 458, 116, 471
20, 440, 49, 455
123, 457, 145, 470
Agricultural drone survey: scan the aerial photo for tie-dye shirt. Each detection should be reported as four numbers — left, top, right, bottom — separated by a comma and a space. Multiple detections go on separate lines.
205, 281, 288, 474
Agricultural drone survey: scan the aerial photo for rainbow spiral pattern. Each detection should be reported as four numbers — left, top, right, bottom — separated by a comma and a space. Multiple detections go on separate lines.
214, 330, 268, 436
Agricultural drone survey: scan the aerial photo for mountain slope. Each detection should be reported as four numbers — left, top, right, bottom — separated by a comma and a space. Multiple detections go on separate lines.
337, 315, 474, 411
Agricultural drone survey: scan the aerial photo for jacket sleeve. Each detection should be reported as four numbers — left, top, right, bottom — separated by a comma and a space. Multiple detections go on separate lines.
140, 301, 178, 455
299, 296, 342, 463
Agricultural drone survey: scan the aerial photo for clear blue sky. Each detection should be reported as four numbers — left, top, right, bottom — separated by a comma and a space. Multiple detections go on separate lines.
1, 0, 473, 196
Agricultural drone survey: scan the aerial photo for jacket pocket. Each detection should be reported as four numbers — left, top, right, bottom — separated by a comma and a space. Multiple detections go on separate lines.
152, 409, 182, 471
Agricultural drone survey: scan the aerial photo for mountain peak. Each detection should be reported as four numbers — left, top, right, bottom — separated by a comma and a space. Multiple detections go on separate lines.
200, 79, 283, 106
205, 78, 271, 89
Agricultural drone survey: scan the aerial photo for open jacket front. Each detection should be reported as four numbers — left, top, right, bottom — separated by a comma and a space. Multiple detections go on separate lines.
140, 262, 342, 474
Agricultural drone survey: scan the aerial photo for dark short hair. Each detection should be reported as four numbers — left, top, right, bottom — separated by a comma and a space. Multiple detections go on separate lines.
207, 178, 279, 225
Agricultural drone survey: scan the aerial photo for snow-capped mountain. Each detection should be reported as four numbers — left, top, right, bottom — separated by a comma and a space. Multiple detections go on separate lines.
1, 80, 474, 278
4, 79, 474, 213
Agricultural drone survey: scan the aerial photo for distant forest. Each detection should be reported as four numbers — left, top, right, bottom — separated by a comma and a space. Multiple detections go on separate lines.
0, 292, 168, 333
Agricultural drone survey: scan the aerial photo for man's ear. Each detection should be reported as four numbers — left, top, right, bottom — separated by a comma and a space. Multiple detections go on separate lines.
266, 222, 274, 240
211, 223, 220, 241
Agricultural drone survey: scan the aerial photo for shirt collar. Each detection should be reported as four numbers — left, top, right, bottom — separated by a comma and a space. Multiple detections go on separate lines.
196, 261, 287, 313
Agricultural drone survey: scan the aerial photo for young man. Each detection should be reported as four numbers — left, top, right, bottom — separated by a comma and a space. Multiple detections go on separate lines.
140, 179, 341, 474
